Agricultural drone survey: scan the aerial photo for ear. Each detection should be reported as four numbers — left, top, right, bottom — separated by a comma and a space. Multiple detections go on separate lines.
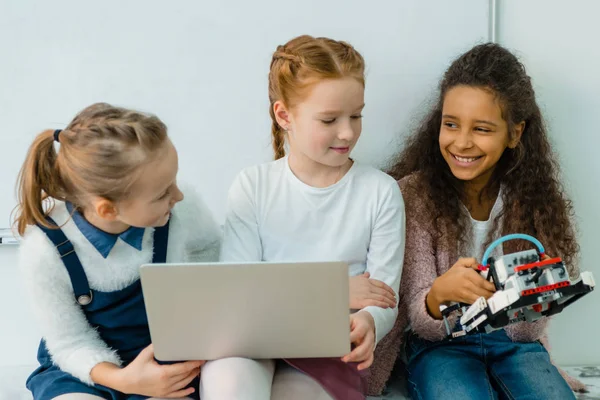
273, 101, 291, 130
93, 198, 119, 221
508, 121, 525, 149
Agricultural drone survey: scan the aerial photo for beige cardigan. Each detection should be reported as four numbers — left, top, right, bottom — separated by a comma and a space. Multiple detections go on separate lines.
367, 174, 585, 396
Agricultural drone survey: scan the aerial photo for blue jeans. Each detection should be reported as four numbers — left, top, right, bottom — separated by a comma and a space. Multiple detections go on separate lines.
405, 329, 575, 400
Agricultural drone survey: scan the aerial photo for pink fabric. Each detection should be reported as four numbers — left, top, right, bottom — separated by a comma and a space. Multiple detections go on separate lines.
284, 358, 368, 400
367, 174, 586, 396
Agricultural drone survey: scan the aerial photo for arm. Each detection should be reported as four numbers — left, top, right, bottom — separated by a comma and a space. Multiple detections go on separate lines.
361, 182, 405, 344
21, 228, 203, 396
220, 171, 263, 262
19, 229, 121, 385
90, 345, 203, 398
399, 179, 454, 341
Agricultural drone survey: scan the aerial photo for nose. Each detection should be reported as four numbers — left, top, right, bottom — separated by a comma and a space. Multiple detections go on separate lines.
171, 185, 184, 206
453, 127, 474, 150
337, 119, 358, 142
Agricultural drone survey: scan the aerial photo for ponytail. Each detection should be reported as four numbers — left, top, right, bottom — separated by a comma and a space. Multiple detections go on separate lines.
13, 103, 169, 237
14, 130, 63, 235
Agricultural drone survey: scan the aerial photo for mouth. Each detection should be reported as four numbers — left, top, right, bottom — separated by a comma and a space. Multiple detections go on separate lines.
330, 146, 350, 154
451, 153, 483, 164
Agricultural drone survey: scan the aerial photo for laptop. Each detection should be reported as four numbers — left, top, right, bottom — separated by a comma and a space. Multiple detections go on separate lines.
140, 261, 351, 361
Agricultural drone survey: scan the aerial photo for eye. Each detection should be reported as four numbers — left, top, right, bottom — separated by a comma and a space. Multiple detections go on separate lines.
351, 114, 363, 120
475, 127, 492, 133
157, 189, 170, 201
321, 118, 336, 124
443, 122, 458, 129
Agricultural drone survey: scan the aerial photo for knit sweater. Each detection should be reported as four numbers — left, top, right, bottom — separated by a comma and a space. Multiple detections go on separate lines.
19, 186, 221, 385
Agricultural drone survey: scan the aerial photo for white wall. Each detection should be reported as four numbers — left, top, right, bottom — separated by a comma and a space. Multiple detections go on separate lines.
0, 0, 488, 225
498, 0, 600, 365
0, 0, 489, 369
0, 246, 40, 367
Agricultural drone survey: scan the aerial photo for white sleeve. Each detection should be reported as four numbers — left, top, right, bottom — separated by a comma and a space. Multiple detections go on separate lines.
220, 170, 263, 262
175, 184, 222, 263
362, 182, 406, 344
19, 228, 122, 385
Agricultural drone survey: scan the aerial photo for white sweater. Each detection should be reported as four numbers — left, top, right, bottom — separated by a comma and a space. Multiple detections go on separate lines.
221, 157, 406, 343
18, 187, 221, 385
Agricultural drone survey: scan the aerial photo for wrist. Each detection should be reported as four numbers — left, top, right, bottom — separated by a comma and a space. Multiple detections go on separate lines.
91, 362, 129, 393
358, 310, 375, 332
426, 282, 443, 319
430, 278, 445, 305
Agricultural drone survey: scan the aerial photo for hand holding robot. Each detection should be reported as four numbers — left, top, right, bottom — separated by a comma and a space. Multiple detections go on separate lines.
440, 234, 595, 338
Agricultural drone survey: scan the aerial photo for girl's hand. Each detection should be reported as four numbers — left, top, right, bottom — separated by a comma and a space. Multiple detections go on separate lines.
426, 257, 496, 319
342, 311, 375, 371
349, 272, 396, 309
92, 344, 203, 398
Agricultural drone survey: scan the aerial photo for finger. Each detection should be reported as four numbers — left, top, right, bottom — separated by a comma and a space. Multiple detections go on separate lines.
169, 368, 200, 391
369, 279, 396, 298
162, 387, 196, 399
170, 360, 205, 372
136, 344, 156, 363
465, 271, 496, 293
466, 281, 495, 300
464, 269, 486, 283
344, 344, 367, 363
344, 334, 374, 363
370, 287, 397, 305
456, 257, 480, 270
349, 317, 367, 343
459, 283, 491, 304
363, 272, 370, 278
365, 291, 395, 307
169, 368, 199, 387
357, 353, 374, 371
164, 360, 204, 376
349, 324, 366, 344
481, 279, 496, 292
459, 291, 481, 305
170, 366, 201, 382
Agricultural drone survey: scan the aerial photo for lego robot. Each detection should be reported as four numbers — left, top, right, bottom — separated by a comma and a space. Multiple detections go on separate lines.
441, 234, 595, 339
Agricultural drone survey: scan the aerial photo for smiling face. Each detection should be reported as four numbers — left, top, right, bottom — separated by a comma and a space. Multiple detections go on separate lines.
85, 139, 184, 233
439, 85, 523, 189
114, 139, 184, 227
275, 77, 365, 171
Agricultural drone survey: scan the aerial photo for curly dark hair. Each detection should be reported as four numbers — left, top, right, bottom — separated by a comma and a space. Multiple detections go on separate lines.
388, 43, 579, 273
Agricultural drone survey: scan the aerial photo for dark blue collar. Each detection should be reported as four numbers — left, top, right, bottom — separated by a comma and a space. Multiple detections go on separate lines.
66, 203, 146, 258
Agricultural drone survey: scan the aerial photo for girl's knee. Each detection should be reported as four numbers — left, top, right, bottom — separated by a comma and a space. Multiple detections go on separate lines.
270, 362, 332, 400
200, 358, 275, 400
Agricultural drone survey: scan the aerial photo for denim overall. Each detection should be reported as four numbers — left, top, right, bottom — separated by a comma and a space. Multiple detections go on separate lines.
26, 219, 199, 400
